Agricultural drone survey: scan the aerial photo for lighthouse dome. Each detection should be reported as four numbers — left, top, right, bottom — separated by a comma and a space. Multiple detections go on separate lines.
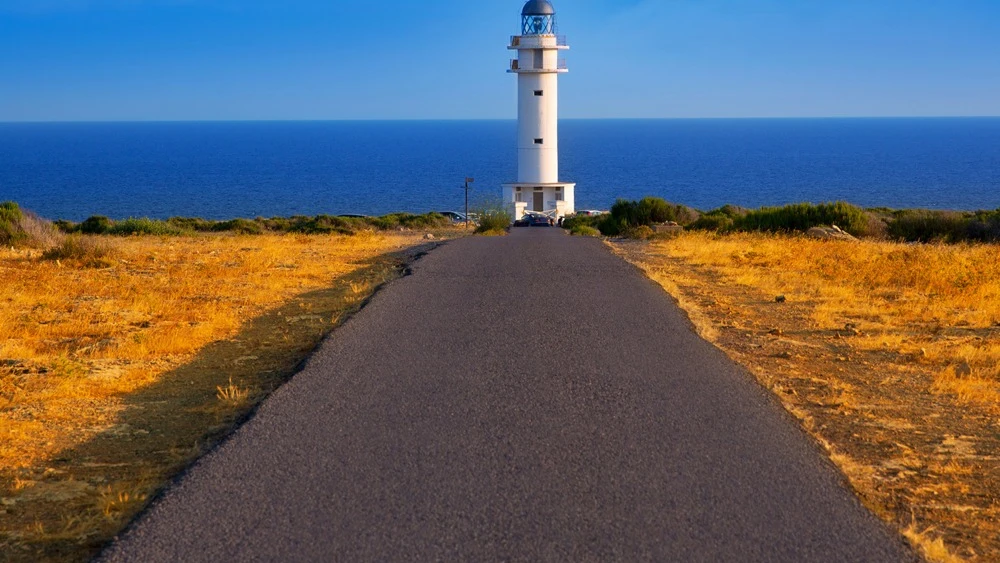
521, 0, 555, 16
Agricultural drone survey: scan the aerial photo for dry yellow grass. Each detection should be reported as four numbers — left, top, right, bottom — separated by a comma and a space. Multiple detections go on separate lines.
0, 230, 449, 562
613, 231, 1000, 562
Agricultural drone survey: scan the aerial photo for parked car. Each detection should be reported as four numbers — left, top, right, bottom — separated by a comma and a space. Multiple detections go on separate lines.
528, 213, 553, 227
513, 215, 530, 227
436, 211, 467, 222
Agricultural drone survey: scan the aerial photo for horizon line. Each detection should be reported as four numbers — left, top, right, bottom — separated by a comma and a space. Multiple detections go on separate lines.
2, 115, 999, 125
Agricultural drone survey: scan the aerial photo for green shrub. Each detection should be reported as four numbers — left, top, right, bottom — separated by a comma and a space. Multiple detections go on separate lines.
168, 216, 216, 232
399, 212, 452, 230
733, 202, 868, 236
365, 212, 450, 231
287, 215, 365, 235
713, 204, 749, 219
367, 214, 401, 230
561, 213, 600, 232
108, 217, 182, 236
597, 213, 628, 237
601, 197, 699, 236
624, 225, 655, 240
689, 213, 735, 232
260, 216, 293, 232
473, 200, 512, 234
569, 225, 601, 237
642, 197, 673, 223
53, 219, 76, 233
0, 201, 26, 246
968, 209, 1000, 242
79, 215, 113, 234
887, 210, 972, 243
212, 218, 264, 234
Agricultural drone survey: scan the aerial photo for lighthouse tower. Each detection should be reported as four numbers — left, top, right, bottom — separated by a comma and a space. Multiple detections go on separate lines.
503, 0, 575, 221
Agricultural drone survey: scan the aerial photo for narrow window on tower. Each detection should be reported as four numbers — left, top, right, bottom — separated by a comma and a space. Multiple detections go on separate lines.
534, 90, 543, 96
534, 138, 543, 144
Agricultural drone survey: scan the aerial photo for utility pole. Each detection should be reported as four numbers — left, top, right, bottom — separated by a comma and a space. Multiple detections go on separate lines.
464, 177, 474, 229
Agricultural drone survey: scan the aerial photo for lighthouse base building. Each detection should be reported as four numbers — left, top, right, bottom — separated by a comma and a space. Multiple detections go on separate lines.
501, 182, 576, 221
504, 0, 575, 221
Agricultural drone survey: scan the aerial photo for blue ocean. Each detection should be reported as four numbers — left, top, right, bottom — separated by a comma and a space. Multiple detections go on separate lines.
1, 118, 998, 221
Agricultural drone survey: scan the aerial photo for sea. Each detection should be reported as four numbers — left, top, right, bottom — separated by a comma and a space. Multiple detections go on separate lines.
1, 118, 998, 222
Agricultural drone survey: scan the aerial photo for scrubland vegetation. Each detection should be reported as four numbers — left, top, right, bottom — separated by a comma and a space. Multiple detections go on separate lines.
564, 196, 1000, 244
54, 210, 454, 237
0, 201, 456, 562
615, 231, 1000, 562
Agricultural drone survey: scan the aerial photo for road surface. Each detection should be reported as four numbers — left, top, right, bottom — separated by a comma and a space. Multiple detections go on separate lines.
99, 227, 914, 562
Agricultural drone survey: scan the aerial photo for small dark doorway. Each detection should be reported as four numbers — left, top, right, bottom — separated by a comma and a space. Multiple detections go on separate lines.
533, 191, 544, 212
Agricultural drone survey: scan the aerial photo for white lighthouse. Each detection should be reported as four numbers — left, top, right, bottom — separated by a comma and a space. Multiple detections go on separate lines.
503, 0, 575, 221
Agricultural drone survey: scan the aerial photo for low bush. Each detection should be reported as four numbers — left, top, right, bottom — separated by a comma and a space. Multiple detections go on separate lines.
41, 235, 118, 267
689, 213, 735, 232
713, 204, 749, 219
367, 212, 451, 231
168, 216, 216, 232
368, 214, 401, 230
1, 202, 63, 248
569, 225, 601, 237
108, 218, 182, 236
597, 197, 699, 236
18, 211, 63, 248
860, 211, 891, 239
0, 201, 26, 246
79, 215, 113, 234
888, 209, 967, 243
212, 218, 264, 235
733, 201, 869, 236
260, 216, 293, 232
473, 200, 512, 234
53, 219, 76, 233
398, 212, 452, 230
624, 225, 655, 240
288, 215, 366, 235
612, 197, 698, 228
968, 209, 1000, 242
561, 213, 601, 232
885, 209, 1000, 243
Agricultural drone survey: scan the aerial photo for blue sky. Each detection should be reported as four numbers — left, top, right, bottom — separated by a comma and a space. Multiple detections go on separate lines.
1, 0, 998, 121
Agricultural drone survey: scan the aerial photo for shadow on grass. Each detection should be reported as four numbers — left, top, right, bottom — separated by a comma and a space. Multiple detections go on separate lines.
1, 243, 438, 563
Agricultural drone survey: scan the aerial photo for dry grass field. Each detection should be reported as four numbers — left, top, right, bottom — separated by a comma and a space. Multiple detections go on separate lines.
613, 232, 1000, 562
0, 230, 451, 562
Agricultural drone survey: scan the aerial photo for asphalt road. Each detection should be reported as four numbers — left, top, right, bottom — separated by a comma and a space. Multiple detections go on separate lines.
99, 227, 914, 562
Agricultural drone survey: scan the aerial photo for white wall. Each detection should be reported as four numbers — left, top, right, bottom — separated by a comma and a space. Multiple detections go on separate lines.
516, 71, 559, 184
501, 184, 575, 218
